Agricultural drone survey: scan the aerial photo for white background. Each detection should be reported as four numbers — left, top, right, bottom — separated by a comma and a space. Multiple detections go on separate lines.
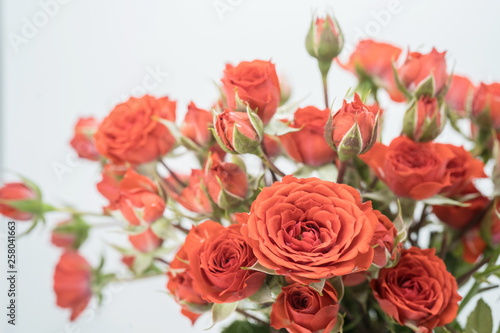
1, 0, 500, 332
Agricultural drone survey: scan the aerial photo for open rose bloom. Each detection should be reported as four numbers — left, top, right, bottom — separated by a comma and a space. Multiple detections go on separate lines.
5, 11, 500, 333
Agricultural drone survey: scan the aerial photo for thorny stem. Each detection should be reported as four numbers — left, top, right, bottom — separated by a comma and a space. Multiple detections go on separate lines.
154, 257, 170, 265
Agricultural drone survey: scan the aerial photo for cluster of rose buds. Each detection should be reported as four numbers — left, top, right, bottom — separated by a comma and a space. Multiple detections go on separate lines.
2, 10, 500, 333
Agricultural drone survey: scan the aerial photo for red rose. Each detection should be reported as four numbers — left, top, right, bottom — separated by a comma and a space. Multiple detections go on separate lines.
241, 176, 377, 284
437, 144, 486, 196
433, 185, 489, 229
53, 252, 92, 321
330, 93, 380, 160
181, 102, 213, 147
340, 39, 402, 102
70, 117, 100, 161
97, 167, 165, 225
398, 48, 448, 96
360, 136, 453, 200
372, 210, 398, 267
95, 95, 176, 164
165, 170, 213, 214
222, 60, 280, 124
204, 153, 248, 206
184, 220, 265, 303
472, 82, 500, 129
341, 39, 401, 79
128, 228, 162, 253
0, 182, 37, 221
445, 75, 475, 117
214, 108, 261, 154
167, 246, 210, 324
280, 106, 337, 167
270, 282, 340, 333
371, 247, 461, 333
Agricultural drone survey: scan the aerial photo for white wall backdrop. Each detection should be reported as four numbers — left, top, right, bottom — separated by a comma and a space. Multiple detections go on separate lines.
1, 0, 500, 332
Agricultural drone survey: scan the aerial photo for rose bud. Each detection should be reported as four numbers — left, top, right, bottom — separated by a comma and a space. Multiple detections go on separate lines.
279, 75, 292, 106
263, 134, 282, 158
270, 282, 340, 333
165, 170, 213, 214
305, 14, 344, 66
402, 96, 445, 142
95, 95, 176, 165
204, 154, 248, 209
69, 117, 100, 161
221, 60, 280, 124
371, 247, 461, 333
397, 48, 448, 97
53, 251, 93, 321
463, 212, 500, 264
51, 217, 90, 250
327, 93, 380, 161
280, 106, 337, 167
0, 182, 38, 221
445, 75, 475, 117
361, 136, 454, 200
128, 228, 162, 253
181, 102, 213, 147
241, 176, 377, 284
214, 108, 263, 154
438, 144, 486, 196
371, 210, 398, 268
472, 82, 500, 130
97, 167, 165, 226
167, 246, 210, 324
184, 220, 266, 303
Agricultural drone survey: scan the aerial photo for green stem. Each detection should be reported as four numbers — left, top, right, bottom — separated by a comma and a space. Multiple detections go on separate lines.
57, 208, 111, 217
235, 309, 268, 326
322, 74, 329, 109
337, 161, 347, 184
261, 153, 285, 177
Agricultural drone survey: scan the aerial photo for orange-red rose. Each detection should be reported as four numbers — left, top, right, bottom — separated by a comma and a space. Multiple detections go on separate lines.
204, 153, 248, 205
0, 182, 37, 221
184, 220, 265, 303
214, 108, 261, 154
70, 117, 100, 161
222, 60, 280, 124
97, 167, 165, 225
371, 247, 461, 333
167, 245, 210, 324
398, 48, 448, 96
446, 75, 475, 117
360, 136, 453, 200
280, 107, 337, 167
128, 228, 162, 253
53, 251, 92, 321
165, 170, 213, 214
241, 176, 376, 284
472, 82, 500, 129
270, 282, 340, 333
95, 95, 176, 164
181, 102, 213, 147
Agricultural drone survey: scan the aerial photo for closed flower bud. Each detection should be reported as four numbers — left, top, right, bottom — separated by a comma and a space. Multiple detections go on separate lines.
327, 93, 380, 161
305, 14, 344, 63
204, 154, 248, 209
51, 217, 90, 250
472, 82, 500, 130
70, 117, 100, 161
445, 75, 475, 118
0, 182, 38, 221
214, 108, 263, 154
403, 96, 445, 142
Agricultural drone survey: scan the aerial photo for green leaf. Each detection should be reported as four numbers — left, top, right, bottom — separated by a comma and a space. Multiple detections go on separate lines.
496, 323, 500, 333
151, 217, 176, 241
264, 118, 302, 136
465, 298, 493, 333
413, 75, 436, 98
209, 302, 239, 329
221, 320, 269, 333
331, 313, 344, 333
248, 281, 274, 305
309, 279, 326, 295
132, 253, 154, 275
423, 195, 471, 207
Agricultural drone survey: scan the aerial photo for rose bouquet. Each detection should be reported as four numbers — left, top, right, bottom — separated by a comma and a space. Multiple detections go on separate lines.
2, 12, 500, 333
